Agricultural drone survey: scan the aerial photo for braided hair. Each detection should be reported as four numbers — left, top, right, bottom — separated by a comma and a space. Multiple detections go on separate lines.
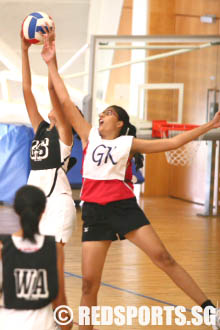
110, 105, 144, 170
13, 185, 46, 243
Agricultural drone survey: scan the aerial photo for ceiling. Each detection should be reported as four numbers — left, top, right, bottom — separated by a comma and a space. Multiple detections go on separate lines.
0, 0, 90, 86
0, 0, 124, 125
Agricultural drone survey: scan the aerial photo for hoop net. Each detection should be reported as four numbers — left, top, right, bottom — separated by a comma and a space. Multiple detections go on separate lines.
152, 121, 201, 166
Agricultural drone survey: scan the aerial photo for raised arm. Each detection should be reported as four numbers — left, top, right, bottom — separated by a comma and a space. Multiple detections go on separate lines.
21, 31, 43, 133
46, 25, 73, 146
131, 112, 220, 154
41, 31, 91, 148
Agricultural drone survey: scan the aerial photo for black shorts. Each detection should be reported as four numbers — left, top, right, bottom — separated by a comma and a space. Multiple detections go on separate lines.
82, 197, 150, 241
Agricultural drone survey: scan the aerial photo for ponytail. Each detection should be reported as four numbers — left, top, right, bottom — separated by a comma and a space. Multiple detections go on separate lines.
20, 207, 39, 243
133, 153, 144, 171
109, 105, 144, 171
125, 122, 136, 137
127, 123, 144, 170
14, 185, 46, 243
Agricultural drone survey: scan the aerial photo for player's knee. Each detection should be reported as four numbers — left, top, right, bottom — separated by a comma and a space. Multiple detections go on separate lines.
82, 276, 100, 296
152, 250, 176, 269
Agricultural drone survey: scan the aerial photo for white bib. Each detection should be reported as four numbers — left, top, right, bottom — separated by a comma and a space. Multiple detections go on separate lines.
83, 128, 133, 180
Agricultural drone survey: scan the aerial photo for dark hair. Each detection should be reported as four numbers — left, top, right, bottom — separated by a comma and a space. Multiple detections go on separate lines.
110, 105, 144, 170
13, 185, 46, 243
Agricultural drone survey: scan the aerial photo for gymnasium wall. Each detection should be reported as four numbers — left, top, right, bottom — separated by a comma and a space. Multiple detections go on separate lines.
105, 0, 132, 109
168, 1, 220, 203
147, 0, 220, 203
104, 0, 220, 204
144, 0, 175, 197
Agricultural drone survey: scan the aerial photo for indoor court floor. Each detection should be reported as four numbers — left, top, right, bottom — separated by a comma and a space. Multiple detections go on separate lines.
1, 196, 220, 329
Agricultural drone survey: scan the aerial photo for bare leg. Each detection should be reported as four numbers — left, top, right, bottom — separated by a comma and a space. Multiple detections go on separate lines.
79, 240, 112, 330
53, 241, 65, 311
125, 225, 207, 305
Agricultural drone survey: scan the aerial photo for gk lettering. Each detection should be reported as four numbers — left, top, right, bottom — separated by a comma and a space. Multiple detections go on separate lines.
92, 145, 117, 166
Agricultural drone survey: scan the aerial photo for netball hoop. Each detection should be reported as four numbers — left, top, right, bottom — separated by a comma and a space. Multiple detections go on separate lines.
152, 120, 201, 166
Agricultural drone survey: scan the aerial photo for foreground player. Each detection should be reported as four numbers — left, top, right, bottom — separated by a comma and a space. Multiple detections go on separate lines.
21, 29, 76, 246
41, 30, 220, 330
0, 185, 72, 330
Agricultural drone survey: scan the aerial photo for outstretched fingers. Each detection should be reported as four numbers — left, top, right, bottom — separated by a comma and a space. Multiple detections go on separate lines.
212, 111, 220, 128
42, 21, 55, 42
42, 32, 49, 49
41, 32, 55, 63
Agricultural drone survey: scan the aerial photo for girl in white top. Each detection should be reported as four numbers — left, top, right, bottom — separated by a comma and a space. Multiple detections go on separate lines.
0, 185, 72, 330
41, 30, 220, 330
21, 26, 76, 244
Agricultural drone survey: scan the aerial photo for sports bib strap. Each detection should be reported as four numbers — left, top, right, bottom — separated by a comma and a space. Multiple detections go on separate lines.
46, 154, 72, 197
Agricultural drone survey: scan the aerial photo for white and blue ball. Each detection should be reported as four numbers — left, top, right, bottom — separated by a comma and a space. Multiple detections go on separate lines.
22, 12, 53, 45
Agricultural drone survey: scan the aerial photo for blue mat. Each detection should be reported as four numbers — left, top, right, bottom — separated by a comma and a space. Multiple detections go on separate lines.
0, 123, 34, 204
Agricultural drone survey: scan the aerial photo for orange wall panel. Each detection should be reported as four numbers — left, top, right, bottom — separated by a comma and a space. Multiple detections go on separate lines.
169, 15, 219, 203
175, 0, 220, 16
105, 3, 132, 109
145, 153, 170, 197
143, 0, 175, 197
149, 0, 175, 34
144, 0, 220, 202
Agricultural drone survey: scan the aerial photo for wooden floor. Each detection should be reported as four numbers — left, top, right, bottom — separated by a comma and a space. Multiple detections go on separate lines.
1, 196, 220, 329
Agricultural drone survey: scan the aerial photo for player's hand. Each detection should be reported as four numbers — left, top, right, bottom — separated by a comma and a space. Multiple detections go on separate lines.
211, 111, 220, 128
44, 21, 55, 43
41, 31, 56, 64
40, 21, 55, 44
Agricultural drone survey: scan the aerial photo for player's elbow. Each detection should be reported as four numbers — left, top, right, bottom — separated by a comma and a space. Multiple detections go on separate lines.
170, 136, 182, 150
22, 85, 32, 95
62, 97, 73, 112
48, 84, 55, 91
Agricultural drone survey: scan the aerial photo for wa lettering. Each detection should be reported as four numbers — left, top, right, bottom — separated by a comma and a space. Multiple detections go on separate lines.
30, 138, 49, 161
14, 268, 49, 300
92, 144, 117, 166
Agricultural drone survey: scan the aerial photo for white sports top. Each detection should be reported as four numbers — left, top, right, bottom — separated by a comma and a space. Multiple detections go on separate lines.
83, 127, 133, 181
